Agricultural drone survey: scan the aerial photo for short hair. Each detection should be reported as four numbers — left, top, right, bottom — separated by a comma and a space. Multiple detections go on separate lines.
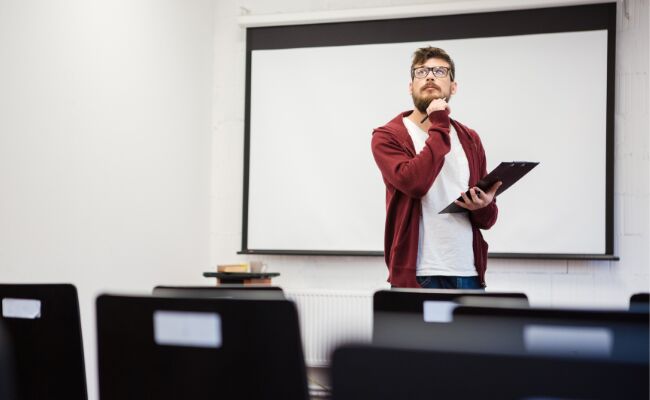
410, 46, 456, 81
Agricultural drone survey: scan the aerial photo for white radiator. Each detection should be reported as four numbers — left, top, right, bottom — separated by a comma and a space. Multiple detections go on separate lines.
286, 289, 373, 366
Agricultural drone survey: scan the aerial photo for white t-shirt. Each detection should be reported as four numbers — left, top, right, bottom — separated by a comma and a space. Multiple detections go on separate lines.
403, 117, 476, 277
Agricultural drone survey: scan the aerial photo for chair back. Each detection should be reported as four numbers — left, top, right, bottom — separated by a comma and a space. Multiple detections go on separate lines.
332, 344, 649, 400
0, 284, 87, 400
97, 294, 309, 400
153, 285, 285, 300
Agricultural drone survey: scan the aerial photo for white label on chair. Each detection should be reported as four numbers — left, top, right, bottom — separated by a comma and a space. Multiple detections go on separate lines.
2, 298, 42, 319
423, 301, 457, 323
524, 325, 612, 357
153, 311, 222, 348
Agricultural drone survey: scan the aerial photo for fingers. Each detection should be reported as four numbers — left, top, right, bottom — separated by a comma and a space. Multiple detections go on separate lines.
454, 200, 469, 209
426, 98, 448, 115
469, 187, 480, 203
457, 187, 489, 211
459, 190, 471, 205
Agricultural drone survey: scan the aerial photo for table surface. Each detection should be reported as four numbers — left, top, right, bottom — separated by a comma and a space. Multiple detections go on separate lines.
203, 272, 280, 279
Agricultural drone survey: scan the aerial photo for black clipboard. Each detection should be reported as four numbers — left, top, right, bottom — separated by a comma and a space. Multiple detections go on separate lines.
439, 161, 539, 214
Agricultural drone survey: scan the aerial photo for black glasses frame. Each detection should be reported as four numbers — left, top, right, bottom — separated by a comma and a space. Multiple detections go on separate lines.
411, 66, 454, 80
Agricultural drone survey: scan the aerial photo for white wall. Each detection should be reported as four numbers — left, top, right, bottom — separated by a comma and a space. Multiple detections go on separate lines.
0, 0, 215, 399
0, 0, 646, 399
212, 0, 649, 307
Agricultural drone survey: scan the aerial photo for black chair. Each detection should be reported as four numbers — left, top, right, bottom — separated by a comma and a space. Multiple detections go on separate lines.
630, 292, 649, 312
0, 321, 15, 400
96, 294, 309, 400
0, 284, 87, 400
451, 305, 649, 363
331, 344, 649, 400
374, 288, 648, 363
153, 285, 285, 300
373, 289, 528, 344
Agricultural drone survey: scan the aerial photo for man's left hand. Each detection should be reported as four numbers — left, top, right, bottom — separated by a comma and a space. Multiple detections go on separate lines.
454, 181, 502, 211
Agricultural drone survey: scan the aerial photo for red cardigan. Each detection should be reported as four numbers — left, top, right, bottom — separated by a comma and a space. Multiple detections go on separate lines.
371, 110, 498, 288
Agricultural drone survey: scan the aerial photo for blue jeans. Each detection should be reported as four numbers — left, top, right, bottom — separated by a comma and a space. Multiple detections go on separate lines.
416, 275, 484, 290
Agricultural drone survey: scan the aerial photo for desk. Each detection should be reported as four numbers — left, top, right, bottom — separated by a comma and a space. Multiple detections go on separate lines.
203, 272, 280, 285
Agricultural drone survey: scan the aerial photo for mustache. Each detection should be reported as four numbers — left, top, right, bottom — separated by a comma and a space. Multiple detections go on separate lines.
421, 83, 440, 91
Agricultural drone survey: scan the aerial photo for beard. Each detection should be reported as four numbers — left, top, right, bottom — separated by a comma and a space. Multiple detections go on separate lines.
412, 92, 435, 114
411, 87, 450, 113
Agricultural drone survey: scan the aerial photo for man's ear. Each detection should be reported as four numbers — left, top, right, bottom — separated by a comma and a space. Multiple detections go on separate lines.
450, 81, 458, 95
408, 81, 413, 96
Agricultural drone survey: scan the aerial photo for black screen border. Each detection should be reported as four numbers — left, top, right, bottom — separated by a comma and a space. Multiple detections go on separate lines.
241, 3, 618, 260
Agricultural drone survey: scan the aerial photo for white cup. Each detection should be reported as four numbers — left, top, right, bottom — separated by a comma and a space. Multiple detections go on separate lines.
249, 261, 267, 273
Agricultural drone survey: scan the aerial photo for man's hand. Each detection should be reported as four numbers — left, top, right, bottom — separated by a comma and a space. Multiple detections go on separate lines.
454, 181, 502, 211
426, 97, 450, 115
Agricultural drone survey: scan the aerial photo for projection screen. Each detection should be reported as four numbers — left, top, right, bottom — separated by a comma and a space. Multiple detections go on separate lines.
242, 4, 616, 259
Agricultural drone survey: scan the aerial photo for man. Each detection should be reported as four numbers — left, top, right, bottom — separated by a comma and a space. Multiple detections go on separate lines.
371, 46, 501, 289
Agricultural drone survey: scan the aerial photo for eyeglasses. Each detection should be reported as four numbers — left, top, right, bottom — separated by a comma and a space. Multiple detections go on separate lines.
411, 66, 453, 80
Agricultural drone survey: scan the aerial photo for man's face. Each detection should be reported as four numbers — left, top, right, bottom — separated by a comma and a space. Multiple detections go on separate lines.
409, 57, 457, 114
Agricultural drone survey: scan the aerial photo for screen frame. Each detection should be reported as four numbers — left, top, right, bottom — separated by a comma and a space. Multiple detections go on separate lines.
240, 3, 617, 260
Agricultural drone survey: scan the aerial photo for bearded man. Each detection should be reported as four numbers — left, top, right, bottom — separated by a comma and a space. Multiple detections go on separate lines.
371, 46, 501, 289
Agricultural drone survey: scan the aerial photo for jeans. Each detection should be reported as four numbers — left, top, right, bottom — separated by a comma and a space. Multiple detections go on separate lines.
416, 275, 484, 290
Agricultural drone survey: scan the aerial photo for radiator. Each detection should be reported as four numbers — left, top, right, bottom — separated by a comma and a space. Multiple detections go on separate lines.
286, 289, 373, 366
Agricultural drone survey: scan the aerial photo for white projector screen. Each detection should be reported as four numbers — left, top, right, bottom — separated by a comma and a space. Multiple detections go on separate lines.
242, 4, 616, 258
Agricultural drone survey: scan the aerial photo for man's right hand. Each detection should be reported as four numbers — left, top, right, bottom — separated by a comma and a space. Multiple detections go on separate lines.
426, 97, 450, 115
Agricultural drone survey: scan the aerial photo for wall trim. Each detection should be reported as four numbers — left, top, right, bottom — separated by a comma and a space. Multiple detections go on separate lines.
237, 0, 614, 27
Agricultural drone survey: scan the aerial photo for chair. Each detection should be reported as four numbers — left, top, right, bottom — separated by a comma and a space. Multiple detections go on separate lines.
153, 285, 285, 300
0, 284, 87, 400
373, 289, 528, 344
374, 288, 648, 363
451, 305, 649, 363
629, 292, 649, 312
96, 294, 309, 400
331, 344, 649, 400
0, 321, 15, 400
